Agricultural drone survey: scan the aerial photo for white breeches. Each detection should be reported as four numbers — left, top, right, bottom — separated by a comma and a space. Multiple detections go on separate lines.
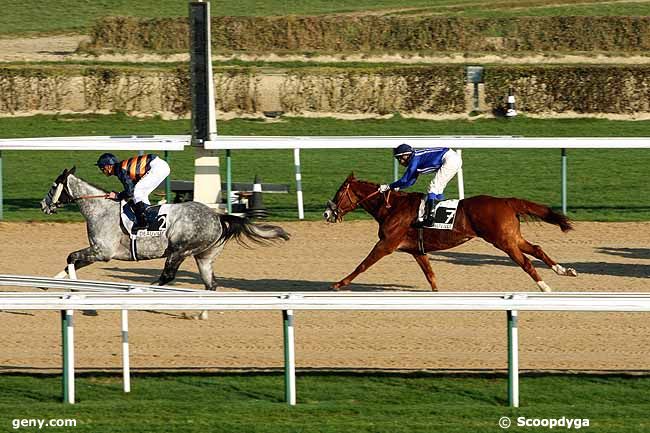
427, 149, 462, 195
133, 157, 170, 205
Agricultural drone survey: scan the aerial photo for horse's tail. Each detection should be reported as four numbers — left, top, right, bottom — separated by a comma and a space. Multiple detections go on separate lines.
217, 214, 290, 247
507, 198, 573, 232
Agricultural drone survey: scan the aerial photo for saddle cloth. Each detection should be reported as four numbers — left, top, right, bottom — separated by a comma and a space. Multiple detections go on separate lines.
120, 201, 171, 238
417, 199, 459, 230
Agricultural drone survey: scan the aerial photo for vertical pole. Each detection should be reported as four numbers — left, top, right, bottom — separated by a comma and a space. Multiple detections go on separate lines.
61, 308, 75, 404
64, 264, 76, 404
121, 310, 131, 393
164, 151, 172, 204
456, 149, 465, 199
293, 149, 304, 220
0, 150, 3, 220
60, 310, 67, 402
283, 310, 296, 405
226, 150, 232, 213
507, 310, 519, 408
393, 158, 398, 182
561, 148, 567, 214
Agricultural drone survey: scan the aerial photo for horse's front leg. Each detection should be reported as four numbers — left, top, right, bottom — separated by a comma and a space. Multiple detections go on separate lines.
54, 246, 108, 278
411, 253, 437, 291
155, 251, 187, 286
333, 239, 397, 290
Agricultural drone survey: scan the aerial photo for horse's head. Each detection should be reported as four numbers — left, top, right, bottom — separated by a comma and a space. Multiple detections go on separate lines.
40, 167, 77, 214
323, 173, 363, 223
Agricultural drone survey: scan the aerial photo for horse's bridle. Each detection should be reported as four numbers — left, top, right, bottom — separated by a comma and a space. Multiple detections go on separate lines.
328, 184, 391, 220
41, 175, 108, 214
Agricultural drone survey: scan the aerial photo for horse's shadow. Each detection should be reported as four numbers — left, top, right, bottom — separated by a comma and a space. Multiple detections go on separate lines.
101, 267, 414, 292
597, 247, 650, 260
428, 251, 650, 279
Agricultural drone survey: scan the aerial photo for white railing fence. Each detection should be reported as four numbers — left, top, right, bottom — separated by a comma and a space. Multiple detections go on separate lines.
2, 274, 650, 407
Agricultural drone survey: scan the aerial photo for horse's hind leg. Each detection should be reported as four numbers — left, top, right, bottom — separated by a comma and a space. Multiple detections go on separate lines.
497, 242, 552, 292
411, 253, 437, 291
518, 239, 578, 277
194, 243, 225, 291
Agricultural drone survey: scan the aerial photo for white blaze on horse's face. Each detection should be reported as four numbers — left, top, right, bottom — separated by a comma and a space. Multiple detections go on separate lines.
41, 182, 63, 214
323, 200, 338, 223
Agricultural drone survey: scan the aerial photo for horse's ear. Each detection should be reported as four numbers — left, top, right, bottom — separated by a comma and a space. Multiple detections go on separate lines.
69, 166, 76, 175
347, 172, 356, 180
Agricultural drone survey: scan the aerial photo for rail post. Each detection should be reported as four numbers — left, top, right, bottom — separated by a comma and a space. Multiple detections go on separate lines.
507, 310, 519, 407
283, 309, 296, 405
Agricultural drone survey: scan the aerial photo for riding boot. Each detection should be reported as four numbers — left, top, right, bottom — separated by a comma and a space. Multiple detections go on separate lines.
131, 201, 149, 232
414, 199, 436, 228
422, 198, 438, 227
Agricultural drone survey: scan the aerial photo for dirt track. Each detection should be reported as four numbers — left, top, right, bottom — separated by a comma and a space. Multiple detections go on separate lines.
0, 220, 649, 372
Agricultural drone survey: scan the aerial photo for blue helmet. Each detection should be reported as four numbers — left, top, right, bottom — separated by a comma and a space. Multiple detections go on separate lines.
96, 153, 119, 168
393, 143, 413, 158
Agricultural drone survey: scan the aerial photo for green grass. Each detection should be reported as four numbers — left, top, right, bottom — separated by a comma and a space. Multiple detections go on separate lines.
1, 0, 649, 35
1, 113, 649, 222
0, 373, 648, 432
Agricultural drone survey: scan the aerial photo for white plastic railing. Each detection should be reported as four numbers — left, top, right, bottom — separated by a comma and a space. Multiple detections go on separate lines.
2, 275, 650, 407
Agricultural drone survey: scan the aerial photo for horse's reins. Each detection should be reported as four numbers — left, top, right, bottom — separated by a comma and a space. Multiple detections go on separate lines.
73, 194, 109, 201
335, 185, 391, 215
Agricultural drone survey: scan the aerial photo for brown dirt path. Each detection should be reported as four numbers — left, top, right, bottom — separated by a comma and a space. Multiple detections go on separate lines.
0, 220, 649, 372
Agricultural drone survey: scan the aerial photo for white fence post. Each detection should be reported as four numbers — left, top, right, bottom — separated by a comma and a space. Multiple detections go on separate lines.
293, 149, 304, 220
508, 310, 519, 407
121, 310, 131, 393
283, 310, 296, 405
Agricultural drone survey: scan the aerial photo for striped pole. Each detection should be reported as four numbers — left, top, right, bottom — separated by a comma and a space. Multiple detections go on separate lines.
293, 149, 304, 220
63, 264, 76, 404
121, 310, 131, 393
507, 310, 519, 407
283, 310, 296, 405
61, 306, 75, 404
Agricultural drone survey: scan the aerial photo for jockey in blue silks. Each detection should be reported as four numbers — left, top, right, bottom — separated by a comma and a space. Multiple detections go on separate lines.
379, 144, 462, 227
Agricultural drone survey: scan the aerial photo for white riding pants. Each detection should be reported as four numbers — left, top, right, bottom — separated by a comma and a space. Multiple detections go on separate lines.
427, 149, 462, 196
133, 157, 170, 205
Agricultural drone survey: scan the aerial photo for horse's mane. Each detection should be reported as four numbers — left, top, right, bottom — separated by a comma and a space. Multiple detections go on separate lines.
70, 173, 107, 194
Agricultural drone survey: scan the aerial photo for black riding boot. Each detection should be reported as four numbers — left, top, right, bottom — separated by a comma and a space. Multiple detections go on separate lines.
131, 201, 149, 232
414, 199, 436, 228
422, 198, 438, 227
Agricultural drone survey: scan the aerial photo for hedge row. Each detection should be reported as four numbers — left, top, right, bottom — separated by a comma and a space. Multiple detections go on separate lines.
88, 15, 650, 53
1, 65, 649, 116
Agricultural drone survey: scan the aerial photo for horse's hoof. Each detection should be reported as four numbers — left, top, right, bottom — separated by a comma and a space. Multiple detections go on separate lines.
537, 281, 552, 292
567, 268, 578, 277
331, 282, 343, 291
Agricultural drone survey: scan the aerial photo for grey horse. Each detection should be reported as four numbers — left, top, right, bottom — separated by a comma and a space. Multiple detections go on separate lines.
40, 167, 290, 290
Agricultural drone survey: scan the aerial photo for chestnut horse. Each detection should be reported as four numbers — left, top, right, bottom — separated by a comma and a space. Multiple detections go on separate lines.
323, 174, 577, 292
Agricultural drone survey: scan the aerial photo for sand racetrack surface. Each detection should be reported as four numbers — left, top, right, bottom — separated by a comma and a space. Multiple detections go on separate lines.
0, 220, 649, 373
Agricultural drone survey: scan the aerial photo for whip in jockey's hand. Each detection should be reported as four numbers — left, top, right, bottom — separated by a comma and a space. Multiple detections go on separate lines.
96, 152, 171, 232
382, 143, 462, 228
